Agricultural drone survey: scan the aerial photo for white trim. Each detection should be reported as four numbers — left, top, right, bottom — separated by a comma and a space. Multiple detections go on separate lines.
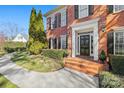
51, 38, 53, 49
71, 18, 100, 28
71, 18, 99, 60
112, 26, 124, 31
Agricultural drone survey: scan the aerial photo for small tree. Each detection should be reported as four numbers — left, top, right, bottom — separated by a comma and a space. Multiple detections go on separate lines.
27, 8, 47, 54
99, 50, 106, 64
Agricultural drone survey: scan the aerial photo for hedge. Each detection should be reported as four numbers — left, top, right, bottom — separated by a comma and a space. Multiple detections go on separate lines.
42, 49, 68, 59
99, 71, 123, 88
4, 42, 26, 53
109, 55, 124, 75
4, 47, 26, 53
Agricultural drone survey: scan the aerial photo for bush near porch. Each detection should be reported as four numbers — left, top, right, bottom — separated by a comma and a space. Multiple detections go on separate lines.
109, 55, 124, 75
99, 71, 124, 88
42, 49, 68, 60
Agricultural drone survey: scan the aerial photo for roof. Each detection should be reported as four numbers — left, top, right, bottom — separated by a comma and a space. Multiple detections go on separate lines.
44, 5, 66, 17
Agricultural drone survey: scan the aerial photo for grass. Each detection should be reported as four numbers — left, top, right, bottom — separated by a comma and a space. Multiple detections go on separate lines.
0, 51, 6, 57
11, 52, 64, 72
0, 74, 17, 88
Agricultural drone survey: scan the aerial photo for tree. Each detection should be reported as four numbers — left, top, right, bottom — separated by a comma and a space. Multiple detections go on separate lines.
27, 8, 47, 54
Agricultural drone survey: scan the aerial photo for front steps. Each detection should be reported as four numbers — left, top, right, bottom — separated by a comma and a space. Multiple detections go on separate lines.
64, 57, 104, 76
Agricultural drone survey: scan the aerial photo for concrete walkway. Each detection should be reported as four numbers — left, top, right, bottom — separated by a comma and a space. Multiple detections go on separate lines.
0, 54, 99, 88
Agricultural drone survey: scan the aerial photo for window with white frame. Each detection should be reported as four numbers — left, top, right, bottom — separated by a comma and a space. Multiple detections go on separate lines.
79, 5, 88, 18
61, 35, 67, 49
61, 9, 66, 27
114, 5, 124, 12
108, 29, 124, 55
115, 31, 124, 54
51, 15, 54, 29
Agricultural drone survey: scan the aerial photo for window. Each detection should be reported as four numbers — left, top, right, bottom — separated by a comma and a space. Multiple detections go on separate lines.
107, 5, 113, 14
61, 35, 67, 49
107, 30, 124, 55
115, 32, 124, 54
61, 9, 67, 27
53, 13, 61, 28
74, 5, 79, 19
53, 38, 57, 49
51, 15, 54, 29
79, 5, 88, 18
114, 5, 124, 12
88, 5, 94, 15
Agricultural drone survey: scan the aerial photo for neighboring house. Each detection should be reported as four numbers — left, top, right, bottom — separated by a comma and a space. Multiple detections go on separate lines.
13, 33, 27, 43
44, 5, 124, 75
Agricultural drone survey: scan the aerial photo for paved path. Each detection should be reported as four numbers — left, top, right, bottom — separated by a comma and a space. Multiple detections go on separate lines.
0, 54, 99, 88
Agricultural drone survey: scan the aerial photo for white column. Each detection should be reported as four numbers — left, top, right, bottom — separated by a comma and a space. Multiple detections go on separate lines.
93, 23, 98, 60
72, 29, 76, 57
57, 38, 59, 49
51, 38, 53, 49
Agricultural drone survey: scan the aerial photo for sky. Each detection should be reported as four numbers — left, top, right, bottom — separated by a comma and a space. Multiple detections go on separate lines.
0, 5, 57, 37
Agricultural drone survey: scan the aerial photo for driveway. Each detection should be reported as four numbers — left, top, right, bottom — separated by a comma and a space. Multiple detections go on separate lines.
0, 54, 99, 88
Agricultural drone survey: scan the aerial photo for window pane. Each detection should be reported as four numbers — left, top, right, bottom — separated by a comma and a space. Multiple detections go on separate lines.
115, 5, 124, 12
61, 35, 67, 49
115, 31, 124, 55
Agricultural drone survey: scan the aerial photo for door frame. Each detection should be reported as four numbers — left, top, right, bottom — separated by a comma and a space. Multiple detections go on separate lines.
78, 32, 93, 57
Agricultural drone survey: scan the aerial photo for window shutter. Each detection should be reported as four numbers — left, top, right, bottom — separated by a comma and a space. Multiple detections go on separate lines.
54, 15, 57, 28
49, 38, 51, 49
74, 5, 79, 19
66, 10, 68, 25
47, 17, 51, 30
88, 5, 94, 15
107, 32, 114, 54
58, 13, 61, 27
108, 5, 113, 14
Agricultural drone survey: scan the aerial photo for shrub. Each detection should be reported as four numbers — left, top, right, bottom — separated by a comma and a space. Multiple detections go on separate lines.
109, 55, 124, 75
4, 42, 26, 53
99, 71, 123, 88
42, 49, 68, 59
99, 50, 106, 64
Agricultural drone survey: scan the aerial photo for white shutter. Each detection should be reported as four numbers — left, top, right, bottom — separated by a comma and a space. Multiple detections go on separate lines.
79, 5, 88, 18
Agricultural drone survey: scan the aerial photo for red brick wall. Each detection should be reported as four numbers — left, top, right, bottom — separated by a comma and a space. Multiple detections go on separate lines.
46, 5, 124, 60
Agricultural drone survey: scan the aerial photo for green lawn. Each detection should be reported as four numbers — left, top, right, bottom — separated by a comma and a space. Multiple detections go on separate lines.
0, 51, 6, 57
0, 74, 17, 88
11, 52, 64, 72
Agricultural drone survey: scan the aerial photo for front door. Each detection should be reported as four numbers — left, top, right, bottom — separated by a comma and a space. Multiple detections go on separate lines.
80, 35, 90, 56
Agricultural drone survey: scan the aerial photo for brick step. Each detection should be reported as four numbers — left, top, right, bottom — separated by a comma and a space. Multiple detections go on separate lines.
65, 64, 97, 76
64, 60, 100, 70
64, 57, 104, 76
64, 57, 101, 66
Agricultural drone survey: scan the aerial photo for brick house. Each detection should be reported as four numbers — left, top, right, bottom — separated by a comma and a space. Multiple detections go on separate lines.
44, 5, 124, 75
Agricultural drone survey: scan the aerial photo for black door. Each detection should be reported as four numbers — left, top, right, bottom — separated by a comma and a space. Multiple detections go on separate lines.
80, 35, 90, 56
